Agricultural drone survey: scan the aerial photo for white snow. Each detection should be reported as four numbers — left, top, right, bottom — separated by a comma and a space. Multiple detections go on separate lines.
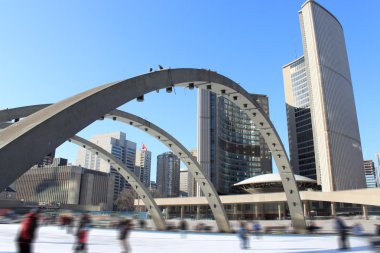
0, 224, 374, 252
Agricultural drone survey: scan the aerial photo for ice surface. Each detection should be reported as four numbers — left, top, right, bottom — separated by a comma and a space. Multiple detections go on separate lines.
0, 224, 374, 252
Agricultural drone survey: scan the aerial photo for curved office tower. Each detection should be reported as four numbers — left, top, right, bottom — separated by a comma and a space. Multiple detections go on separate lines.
287, 0, 366, 192
198, 90, 272, 195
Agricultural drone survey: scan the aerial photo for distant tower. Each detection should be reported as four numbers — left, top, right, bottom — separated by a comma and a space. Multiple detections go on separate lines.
156, 151, 180, 197
363, 160, 377, 188
135, 144, 152, 187
283, 0, 366, 191
77, 132, 136, 202
179, 168, 189, 197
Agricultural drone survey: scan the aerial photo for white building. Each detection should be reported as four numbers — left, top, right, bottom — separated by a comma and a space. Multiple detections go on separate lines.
135, 144, 152, 187
77, 132, 136, 202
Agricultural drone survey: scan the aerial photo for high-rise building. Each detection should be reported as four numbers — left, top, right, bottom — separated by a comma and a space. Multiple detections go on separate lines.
135, 144, 152, 187
198, 90, 272, 195
283, 0, 366, 192
77, 132, 136, 201
179, 168, 189, 197
363, 160, 376, 188
283, 57, 317, 181
156, 151, 180, 197
16, 164, 114, 210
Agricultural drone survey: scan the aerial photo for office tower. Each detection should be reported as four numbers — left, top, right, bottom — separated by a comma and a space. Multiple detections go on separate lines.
187, 148, 198, 197
198, 90, 272, 195
179, 168, 189, 197
77, 132, 136, 201
283, 57, 317, 180
156, 151, 180, 197
16, 164, 114, 210
283, 0, 366, 192
135, 144, 152, 187
363, 160, 376, 188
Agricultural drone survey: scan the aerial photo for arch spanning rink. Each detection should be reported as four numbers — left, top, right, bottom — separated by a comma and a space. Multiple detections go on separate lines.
0, 68, 306, 231
0, 107, 229, 232
69, 135, 166, 230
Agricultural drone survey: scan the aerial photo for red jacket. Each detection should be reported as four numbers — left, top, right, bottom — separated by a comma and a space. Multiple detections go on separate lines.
18, 213, 38, 243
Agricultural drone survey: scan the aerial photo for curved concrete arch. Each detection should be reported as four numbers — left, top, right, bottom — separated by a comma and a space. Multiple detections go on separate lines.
0, 68, 306, 230
105, 110, 230, 232
69, 135, 166, 230
0, 113, 167, 230
0, 105, 230, 232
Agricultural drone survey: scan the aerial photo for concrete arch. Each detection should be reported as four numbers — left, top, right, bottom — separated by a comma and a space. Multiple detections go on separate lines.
104, 110, 230, 231
0, 68, 306, 230
0, 105, 230, 232
69, 135, 166, 230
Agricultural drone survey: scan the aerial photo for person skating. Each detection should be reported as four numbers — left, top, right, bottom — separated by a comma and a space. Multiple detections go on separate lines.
16, 208, 40, 253
74, 212, 91, 252
119, 219, 132, 253
334, 216, 350, 250
238, 221, 249, 249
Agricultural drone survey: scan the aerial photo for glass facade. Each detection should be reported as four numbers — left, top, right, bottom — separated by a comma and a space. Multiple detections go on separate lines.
285, 57, 317, 181
205, 92, 272, 195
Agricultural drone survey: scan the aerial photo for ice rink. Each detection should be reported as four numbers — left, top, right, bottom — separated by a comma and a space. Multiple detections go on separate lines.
0, 224, 375, 252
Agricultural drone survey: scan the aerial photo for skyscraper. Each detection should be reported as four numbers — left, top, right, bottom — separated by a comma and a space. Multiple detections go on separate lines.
283, 57, 317, 180
179, 168, 189, 197
77, 132, 136, 201
363, 160, 376, 188
283, 0, 366, 191
135, 144, 152, 188
156, 151, 180, 197
198, 90, 272, 195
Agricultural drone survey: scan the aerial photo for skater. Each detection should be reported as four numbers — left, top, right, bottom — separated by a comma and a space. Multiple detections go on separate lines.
334, 216, 350, 250
16, 208, 40, 253
179, 220, 188, 238
238, 221, 249, 249
74, 212, 91, 252
119, 219, 132, 253
252, 221, 262, 239
74, 224, 89, 253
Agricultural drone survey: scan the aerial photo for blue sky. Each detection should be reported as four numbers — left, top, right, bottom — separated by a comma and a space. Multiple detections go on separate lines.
1, 0, 379, 181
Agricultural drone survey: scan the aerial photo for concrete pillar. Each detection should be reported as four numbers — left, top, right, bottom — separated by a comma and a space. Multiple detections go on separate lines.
233, 204, 238, 220
180, 206, 184, 220
196, 205, 200, 220
303, 201, 309, 218
278, 203, 282, 220
165, 206, 170, 220
254, 204, 259, 219
330, 202, 336, 216
362, 205, 368, 220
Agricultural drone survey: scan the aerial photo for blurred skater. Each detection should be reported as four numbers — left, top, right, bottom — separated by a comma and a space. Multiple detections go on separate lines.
252, 221, 262, 239
352, 223, 363, 236
119, 219, 132, 253
334, 216, 350, 250
179, 220, 188, 238
16, 208, 40, 253
238, 222, 249, 249
74, 212, 91, 252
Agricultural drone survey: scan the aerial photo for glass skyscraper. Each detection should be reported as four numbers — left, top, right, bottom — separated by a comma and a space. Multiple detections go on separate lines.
156, 151, 180, 197
283, 57, 317, 181
198, 90, 272, 195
